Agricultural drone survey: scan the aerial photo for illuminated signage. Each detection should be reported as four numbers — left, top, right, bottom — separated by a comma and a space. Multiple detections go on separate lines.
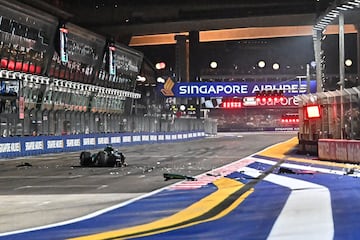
201, 96, 300, 109
305, 105, 321, 119
159, 81, 316, 98
243, 97, 257, 106
220, 98, 242, 108
256, 96, 299, 107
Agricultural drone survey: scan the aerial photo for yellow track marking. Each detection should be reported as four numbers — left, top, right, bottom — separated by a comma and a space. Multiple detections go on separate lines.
128, 185, 253, 239
259, 137, 299, 158
258, 137, 360, 169
69, 178, 253, 240
71, 136, 351, 240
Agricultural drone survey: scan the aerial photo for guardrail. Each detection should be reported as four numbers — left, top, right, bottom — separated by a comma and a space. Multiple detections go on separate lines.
0, 131, 205, 159
318, 139, 360, 163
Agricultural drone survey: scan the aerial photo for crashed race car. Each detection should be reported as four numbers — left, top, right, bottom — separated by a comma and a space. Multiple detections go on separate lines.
80, 145, 127, 167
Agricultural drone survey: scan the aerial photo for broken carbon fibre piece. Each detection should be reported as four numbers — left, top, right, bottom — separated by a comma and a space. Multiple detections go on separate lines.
277, 167, 316, 175
163, 173, 197, 181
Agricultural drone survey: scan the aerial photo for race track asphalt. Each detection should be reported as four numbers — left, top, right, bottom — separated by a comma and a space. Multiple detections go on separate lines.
0, 132, 295, 233
2, 132, 360, 239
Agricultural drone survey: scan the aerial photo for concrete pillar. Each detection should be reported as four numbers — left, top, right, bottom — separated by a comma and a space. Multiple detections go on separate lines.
174, 35, 188, 83
356, 24, 360, 76
175, 35, 188, 105
339, 13, 345, 91
339, 13, 345, 139
189, 31, 200, 82
313, 29, 323, 92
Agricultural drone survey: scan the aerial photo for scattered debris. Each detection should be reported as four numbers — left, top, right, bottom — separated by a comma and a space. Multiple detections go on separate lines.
163, 173, 197, 181
206, 173, 221, 177
342, 168, 360, 177
144, 166, 155, 173
16, 162, 32, 167
278, 167, 316, 175
278, 167, 296, 174
344, 168, 355, 175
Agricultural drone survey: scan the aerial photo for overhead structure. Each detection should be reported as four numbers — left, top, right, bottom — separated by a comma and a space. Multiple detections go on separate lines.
313, 0, 360, 32
306, 0, 360, 141
17, 0, 335, 45
312, 0, 360, 93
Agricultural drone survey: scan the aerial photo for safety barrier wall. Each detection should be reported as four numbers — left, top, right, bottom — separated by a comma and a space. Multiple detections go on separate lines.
0, 131, 205, 159
318, 139, 360, 163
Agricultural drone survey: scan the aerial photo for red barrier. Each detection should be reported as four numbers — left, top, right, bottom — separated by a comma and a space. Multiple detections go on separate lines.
318, 139, 337, 161
318, 139, 360, 163
335, 141, 348, 161
347, 140, 360, 163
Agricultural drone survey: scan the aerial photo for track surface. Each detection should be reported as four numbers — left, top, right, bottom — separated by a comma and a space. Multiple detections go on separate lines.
2, 132, 360, 239
0, 132, 292, 233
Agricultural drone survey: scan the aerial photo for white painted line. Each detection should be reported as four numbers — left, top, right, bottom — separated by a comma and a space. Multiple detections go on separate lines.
253, 157, 358, 177
170, 186, 203, 190
14, 185, 108, 190
0, 137, 298, 237
124, 155, 238, 159
0, 175, 83, 179
0, 183, 178, 237
239, 166, 334, 240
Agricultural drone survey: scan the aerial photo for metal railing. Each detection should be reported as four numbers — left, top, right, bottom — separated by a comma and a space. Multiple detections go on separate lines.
0, 109, 207, 137
298, 86, 360, 140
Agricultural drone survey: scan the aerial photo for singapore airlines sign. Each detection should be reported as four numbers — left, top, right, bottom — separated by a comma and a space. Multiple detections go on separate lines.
179, 84, 248, 95
160, 79, 316, 97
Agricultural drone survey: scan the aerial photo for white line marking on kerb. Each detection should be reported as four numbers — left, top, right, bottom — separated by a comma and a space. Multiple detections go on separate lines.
240, 166, 334, 240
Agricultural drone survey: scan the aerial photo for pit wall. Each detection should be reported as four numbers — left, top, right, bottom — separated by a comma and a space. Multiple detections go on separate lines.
0, 131, 205, 159
318, 139, 360, 163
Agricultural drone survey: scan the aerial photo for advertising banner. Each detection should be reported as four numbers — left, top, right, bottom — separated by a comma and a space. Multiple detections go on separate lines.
0, 132, 205, 159
159, 79, 316, 98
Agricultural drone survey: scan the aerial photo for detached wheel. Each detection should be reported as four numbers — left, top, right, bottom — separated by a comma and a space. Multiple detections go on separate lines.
80, 151, 91, 166
95, 151, 106, 166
